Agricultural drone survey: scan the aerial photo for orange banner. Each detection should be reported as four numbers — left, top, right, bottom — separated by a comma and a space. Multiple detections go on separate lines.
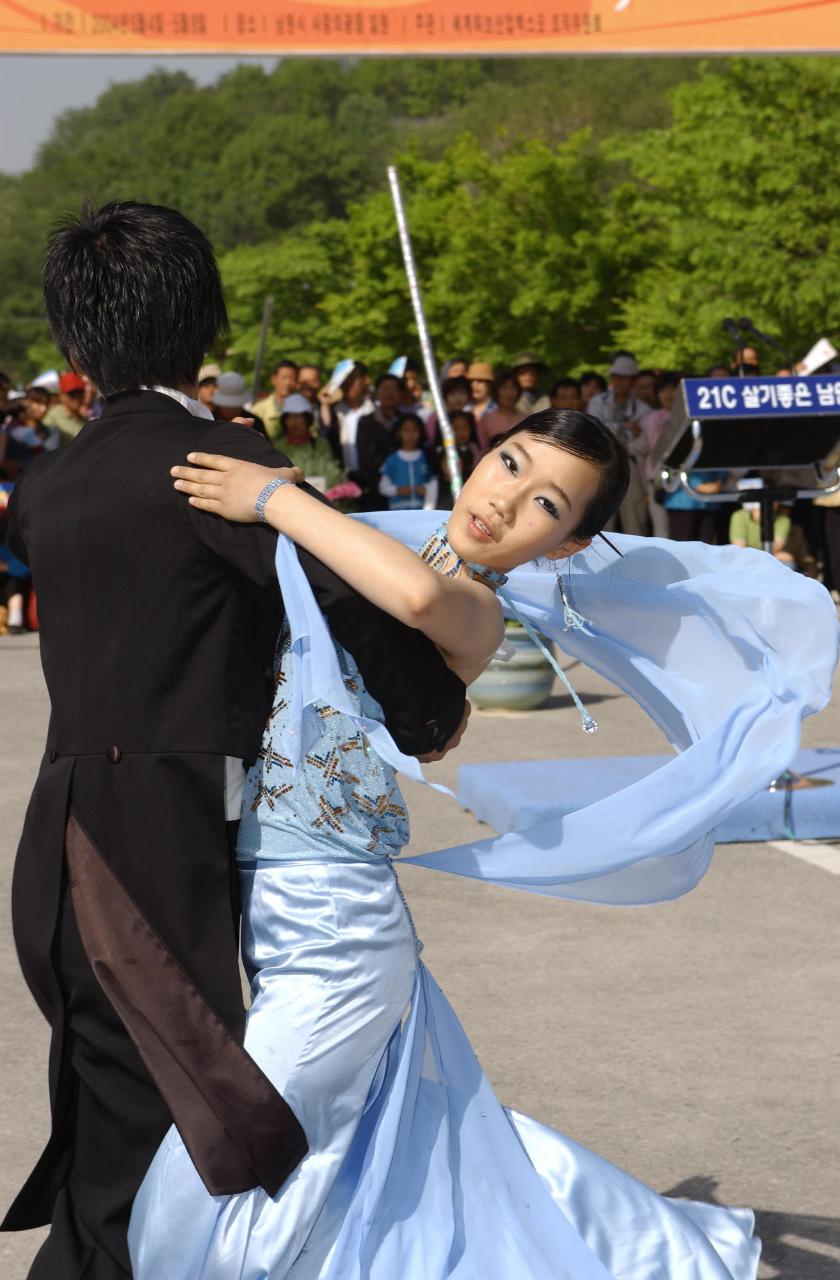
2, 0, 839, 53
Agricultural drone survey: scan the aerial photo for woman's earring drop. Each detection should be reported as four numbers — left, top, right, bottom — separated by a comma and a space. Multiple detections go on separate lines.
554, 558, 592, 634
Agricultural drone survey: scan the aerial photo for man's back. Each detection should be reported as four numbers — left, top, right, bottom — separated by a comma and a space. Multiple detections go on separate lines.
13, 390, 278, 759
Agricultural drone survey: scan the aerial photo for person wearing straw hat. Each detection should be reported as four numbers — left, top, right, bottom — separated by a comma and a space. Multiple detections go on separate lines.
512, 351, 551, 414
466, 361, 497, 421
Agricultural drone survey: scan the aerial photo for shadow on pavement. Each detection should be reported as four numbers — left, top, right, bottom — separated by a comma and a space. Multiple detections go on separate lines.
539, 691, 622, 712
666, 1176, 840, 1279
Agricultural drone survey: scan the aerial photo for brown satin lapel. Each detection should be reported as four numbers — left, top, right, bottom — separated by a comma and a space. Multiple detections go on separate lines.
64, 810, 307, 1197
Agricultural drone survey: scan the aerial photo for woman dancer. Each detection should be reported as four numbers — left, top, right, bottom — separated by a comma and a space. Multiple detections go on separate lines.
130, 409, 834, 1278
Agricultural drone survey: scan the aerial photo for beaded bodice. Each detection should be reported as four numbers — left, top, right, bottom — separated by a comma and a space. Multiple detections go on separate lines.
237, 523, 498, 866
237, 624, 410, 864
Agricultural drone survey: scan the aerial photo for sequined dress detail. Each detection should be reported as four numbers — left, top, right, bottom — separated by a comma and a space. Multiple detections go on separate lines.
237, 624, 409, 865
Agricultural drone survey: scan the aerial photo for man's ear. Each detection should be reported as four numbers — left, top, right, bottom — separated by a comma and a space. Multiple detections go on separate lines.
546, 535, 592, 562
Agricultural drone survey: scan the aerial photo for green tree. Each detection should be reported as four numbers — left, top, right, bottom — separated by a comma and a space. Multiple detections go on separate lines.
222, 133, 644, 376
611, 58, 840, 370
11, 56, 839, 385
220, 220, 349, 373
326, 133, 638, 370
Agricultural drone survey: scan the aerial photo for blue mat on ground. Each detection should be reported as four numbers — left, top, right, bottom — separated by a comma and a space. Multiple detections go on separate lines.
458, 747, 840, 844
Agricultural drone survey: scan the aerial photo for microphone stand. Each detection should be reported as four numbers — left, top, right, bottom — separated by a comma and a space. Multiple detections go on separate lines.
738, 319, 795, 371
722, 320, 746, 376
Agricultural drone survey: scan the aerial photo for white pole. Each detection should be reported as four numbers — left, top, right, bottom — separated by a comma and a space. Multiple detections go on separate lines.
387, 165, 463, 499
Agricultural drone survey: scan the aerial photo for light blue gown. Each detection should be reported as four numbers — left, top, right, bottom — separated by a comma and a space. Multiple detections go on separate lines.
129, 515, 838, 1279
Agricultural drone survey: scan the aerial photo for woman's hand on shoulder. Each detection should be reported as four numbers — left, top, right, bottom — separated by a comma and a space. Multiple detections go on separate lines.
172, 453, 303, 523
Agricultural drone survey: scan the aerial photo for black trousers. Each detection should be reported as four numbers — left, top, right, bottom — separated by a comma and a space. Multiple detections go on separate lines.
26, 820, 242, 1280
27, 883, 172, 1279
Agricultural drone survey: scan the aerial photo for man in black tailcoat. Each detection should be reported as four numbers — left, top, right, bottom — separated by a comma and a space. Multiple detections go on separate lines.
0, 202, 468, 1279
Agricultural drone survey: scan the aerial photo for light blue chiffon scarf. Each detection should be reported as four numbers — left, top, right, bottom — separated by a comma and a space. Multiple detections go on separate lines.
276, 510, 838, 906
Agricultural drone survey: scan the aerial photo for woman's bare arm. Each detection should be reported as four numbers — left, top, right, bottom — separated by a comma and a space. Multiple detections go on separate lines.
173, 452, 503, 672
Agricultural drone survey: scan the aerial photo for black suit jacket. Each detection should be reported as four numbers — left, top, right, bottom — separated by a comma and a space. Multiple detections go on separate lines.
8, 391, 464, 759
2, 390, 465, 1227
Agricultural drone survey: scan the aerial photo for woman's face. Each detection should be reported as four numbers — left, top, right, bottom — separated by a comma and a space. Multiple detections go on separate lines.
551, 384, 581, 411
23, 394, 48, 424
449, 432, 601, 573
284, 413, 312, 443
377, 377, 402, 415
452, 414, 472, 447
446, 386, 469, 412
658, 383, 678, 413
399, 419, 423, 451
580, 378, 601, 408
344, 373, 367, 405
497, 379, 520, 411
470, 378, 492, 404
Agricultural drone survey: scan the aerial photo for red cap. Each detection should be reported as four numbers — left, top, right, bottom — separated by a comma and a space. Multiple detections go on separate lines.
59, 372, 85, 393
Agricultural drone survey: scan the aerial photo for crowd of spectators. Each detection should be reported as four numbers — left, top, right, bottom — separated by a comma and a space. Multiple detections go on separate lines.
2, 344, 839, 637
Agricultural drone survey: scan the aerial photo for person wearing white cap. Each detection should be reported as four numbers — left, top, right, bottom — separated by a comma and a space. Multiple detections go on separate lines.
31, 368, 61, 395
275, 393, 343, 492
586, 353, 651, 535
319, 360, 373, 477
211, 372, 264, 434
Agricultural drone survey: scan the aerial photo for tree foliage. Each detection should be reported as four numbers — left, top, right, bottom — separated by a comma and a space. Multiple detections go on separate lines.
1, 56, 838, 383
612, 58, 840, 370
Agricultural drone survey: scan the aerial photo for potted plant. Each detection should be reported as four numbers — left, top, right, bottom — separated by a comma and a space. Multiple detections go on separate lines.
468, 619, 556, 711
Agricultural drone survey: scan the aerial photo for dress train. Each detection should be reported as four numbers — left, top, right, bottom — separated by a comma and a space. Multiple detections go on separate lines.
129, 862, 758, 1279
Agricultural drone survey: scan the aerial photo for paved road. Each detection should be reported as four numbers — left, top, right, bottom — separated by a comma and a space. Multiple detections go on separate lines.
2, 633, 839, 1279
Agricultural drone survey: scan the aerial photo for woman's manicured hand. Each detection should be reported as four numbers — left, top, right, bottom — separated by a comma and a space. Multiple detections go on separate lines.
172, 453, 303, 523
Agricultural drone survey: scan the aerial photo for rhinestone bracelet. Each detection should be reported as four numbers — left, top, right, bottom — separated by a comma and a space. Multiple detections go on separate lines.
254, 476, 290, 523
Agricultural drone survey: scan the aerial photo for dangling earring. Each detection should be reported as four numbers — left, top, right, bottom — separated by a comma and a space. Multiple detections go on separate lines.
498, 582, 598, 734
553, 557, 592, 634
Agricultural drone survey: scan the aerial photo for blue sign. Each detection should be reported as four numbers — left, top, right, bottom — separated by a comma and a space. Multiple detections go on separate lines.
683, 375, 840, 418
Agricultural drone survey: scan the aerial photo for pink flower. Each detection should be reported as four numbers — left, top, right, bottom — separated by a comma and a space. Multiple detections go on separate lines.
325, 480, 362, 503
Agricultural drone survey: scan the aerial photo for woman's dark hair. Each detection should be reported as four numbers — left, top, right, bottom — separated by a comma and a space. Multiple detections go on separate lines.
448, 409, 478, 442
442, 374, 471, 401
43, 201, 228, 397
494, 368, 520, 399
341, 362, 368, 391
654, 370, 681, 396
24, 386, 52, 404
434, 409, 477, 452
396, 412, 426, 444
375, 372, 403, 392
579, 370, 607, 393
495, 409, 630, 538
550, 376, 580, 396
